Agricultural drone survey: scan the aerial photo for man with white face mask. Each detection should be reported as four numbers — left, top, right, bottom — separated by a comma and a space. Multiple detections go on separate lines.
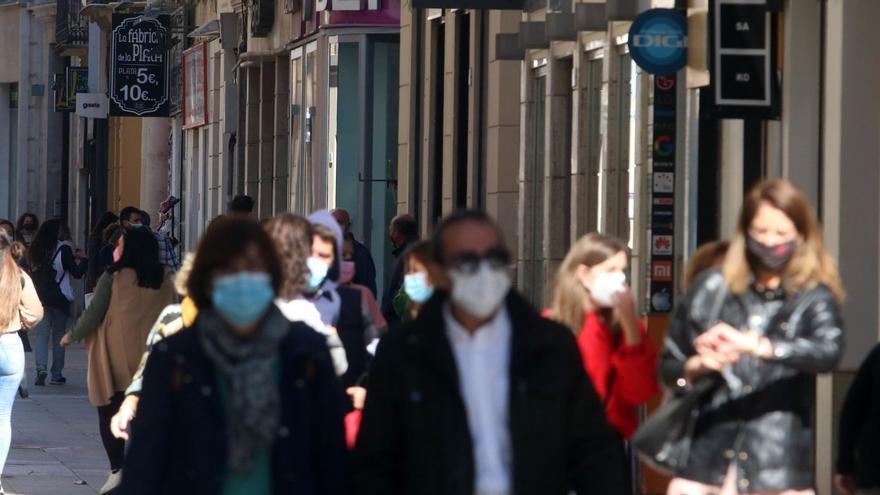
355, 210, 625, 495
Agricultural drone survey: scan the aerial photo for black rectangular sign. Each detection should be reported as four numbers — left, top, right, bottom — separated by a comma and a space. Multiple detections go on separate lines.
110, 14, 171, 117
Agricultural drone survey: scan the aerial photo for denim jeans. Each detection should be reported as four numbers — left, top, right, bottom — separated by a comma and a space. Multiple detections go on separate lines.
34, 307, 68, 379
0, 333, 25, 477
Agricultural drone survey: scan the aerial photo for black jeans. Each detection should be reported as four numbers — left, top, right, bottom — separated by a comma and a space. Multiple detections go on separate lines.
97, 393, 126, 471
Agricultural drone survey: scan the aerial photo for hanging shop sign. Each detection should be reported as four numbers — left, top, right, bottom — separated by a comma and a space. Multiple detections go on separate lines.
54, 67, 89, 113
710, 0, 779, 119
649, 73, 677, 314
628, 9, 687, 76
183, 43, 208, 129
410, 0, 521, 11
76, 93, 109, 119
110, 14, 171, 117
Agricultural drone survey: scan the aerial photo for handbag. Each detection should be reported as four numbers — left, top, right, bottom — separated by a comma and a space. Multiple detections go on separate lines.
631, 283, 728, 476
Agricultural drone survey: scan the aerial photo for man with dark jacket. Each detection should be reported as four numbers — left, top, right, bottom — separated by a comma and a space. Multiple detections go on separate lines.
381, 214, 418, 326
332, 208, 377, 297
355, 210, 625, 495
837, 343, 880, 495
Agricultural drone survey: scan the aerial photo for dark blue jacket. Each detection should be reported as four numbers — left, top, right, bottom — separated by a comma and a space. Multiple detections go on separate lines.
121, 310, 346, 495
352, 239, 377, 297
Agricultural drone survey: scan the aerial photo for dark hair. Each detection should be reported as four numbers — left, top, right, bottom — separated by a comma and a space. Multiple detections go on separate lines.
0, 219, 14, 238
139, 210, 152, 228
92, 212, 119, 236
120, 206, 141, 223
28, 218, 63, 266
229, 195, 255, 213
391, 214, 418, 240
431, 210, 507, 265
15, 213, 39, 234
104, 224, 125, 245
187, 216, 282, 310
110, 226, 165, 289
265, 214, 313, 300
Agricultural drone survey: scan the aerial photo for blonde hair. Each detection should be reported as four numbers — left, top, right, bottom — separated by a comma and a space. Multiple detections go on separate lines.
721, 180, 845, 302
0, 231, 22, 329
683, 240, 729, 291
174, 252, 196, 296
549, 233, 628, 335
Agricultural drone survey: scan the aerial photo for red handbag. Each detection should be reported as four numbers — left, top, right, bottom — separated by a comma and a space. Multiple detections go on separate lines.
345, 409, 363, 450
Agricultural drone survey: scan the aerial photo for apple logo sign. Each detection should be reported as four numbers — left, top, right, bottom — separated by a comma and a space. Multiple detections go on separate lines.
652, 289, 672, 312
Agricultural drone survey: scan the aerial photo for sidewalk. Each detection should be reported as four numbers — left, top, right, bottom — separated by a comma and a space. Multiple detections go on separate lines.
5, 343, 108, 495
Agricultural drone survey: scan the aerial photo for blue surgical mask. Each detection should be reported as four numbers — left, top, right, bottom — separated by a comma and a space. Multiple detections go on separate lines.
129, 223, 143, 229
211, 272, 275, 327
404, 272, 434, 303
306, 257, 330, 291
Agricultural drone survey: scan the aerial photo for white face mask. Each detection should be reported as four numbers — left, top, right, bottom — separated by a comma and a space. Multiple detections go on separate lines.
449, 261, 511, 319
586, 271, 627, 308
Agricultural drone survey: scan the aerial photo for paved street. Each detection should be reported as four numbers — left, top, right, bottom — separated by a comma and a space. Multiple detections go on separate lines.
4, 342, 107, 495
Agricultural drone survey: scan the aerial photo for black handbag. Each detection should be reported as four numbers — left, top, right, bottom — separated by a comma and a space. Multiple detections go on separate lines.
631, 283, 727, 476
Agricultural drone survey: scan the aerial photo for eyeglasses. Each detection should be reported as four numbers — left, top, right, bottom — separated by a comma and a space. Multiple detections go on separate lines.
447, 248, 511, 275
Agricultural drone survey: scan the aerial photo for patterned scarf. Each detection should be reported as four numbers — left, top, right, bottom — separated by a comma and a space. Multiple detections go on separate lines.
197, 307, 290, 472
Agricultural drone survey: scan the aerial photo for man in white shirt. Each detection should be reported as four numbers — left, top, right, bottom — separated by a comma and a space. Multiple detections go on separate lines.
355, 210, 624, 495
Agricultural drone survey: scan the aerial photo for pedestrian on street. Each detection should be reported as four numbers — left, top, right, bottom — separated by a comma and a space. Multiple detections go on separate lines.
306, 210, 378, 394
545, 233, 659, 494
682, 240, 730, 292
61, 226, 176, 493
27, 219, 87, 386
381, 213, 418, 327
109, 252, 198, 441
332, 208, 378, 296
121, 216, 346, 495
139, 209, 180, 272
2, 221, 34, 399
14, 213, 39, 249
87, 212, 120, 293
0, 230, 43, 495
392, 240, 444, 321
266, 214, 349, 377
660, 180, 845, 495
228, 194, 255, 215
96, 207, 142, 277
355, 210, 625, 495
341, 232, 387, 334
835, 342, 880, 495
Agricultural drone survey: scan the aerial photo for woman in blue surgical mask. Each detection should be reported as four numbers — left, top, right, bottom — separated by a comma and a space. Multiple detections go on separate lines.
120, 216, 346, 495
393, 241, 446, 322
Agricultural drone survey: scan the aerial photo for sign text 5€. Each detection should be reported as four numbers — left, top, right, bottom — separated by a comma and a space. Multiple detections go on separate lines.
110, 14, 171, 117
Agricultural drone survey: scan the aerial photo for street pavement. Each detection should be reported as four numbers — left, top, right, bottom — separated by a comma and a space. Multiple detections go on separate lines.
4, 342, 107, 495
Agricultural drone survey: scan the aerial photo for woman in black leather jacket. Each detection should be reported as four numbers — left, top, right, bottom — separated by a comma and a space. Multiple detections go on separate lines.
661, 180, 845, 495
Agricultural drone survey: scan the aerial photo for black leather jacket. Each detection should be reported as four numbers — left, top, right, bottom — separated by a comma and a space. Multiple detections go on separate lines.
660, 270, 844, 492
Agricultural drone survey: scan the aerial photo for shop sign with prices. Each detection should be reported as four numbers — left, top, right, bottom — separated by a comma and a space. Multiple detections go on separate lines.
110, 14, 171, 117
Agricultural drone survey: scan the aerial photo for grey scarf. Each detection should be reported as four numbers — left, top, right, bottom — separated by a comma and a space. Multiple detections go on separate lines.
198, 307, 290, 472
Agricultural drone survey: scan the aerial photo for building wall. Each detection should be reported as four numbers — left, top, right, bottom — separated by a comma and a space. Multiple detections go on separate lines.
0, 6, 20, 83
108, 117, 142, 212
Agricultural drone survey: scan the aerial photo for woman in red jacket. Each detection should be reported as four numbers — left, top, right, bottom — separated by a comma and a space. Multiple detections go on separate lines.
546, 233, 659, 439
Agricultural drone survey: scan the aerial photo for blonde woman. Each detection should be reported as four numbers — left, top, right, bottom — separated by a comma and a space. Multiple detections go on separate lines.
661, 180, 845, 495
0, 231, 43, 492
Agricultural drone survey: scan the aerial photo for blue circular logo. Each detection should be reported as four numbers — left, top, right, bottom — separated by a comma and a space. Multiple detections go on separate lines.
628, 9, 687, 76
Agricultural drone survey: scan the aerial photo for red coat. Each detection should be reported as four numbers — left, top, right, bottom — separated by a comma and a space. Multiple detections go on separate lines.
552, 311, 659, 439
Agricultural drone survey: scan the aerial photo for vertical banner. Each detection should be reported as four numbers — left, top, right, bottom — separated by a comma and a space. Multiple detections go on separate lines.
183, 43, 208, 128
110, 14, 171, 117
649, 74, 677, 313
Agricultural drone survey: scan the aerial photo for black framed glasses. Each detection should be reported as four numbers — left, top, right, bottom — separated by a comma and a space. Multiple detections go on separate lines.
447, 247, 511, 275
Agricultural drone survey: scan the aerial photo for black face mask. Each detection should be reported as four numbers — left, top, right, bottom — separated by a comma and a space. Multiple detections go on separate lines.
746, 235, 797, 271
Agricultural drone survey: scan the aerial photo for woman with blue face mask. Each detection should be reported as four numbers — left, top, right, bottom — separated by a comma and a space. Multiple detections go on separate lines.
392, 241, 444, 322
121, 216, 346, 495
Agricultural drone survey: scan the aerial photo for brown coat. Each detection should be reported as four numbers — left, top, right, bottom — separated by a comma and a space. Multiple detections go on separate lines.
84, 268, 176, 407
5, 271, 43, 334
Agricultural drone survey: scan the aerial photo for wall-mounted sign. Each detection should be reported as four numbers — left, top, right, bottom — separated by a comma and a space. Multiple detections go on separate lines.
250, 0, 275, 37
110, 14, 171, 117
76, 93, 109, 119
183, 43, 208, 129
55, 67, 89, 112
649, 74, 677, 314
316, 0, 379, 11
628, 9, 687, 76
710, 0, 778, 119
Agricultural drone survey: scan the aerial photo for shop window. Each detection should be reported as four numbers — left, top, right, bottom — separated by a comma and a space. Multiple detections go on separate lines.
454, 12, 470, 209
290, 49, 304, 212
577, 52, 603, 236
428, 18, 445, 228
523, 66, 547, 306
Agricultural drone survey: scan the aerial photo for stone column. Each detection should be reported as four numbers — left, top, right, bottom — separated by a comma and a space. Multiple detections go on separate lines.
140, 118, 171, 218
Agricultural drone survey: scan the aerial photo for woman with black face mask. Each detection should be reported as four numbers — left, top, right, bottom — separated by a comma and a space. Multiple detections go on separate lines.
658, 180, 845, 495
